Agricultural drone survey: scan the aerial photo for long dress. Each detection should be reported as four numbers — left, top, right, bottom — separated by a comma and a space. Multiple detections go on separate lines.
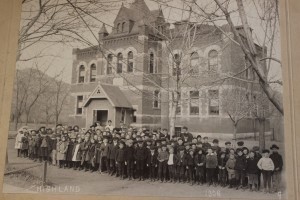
15, 132, 23, 149
72, 143, 81, 162
57, 141, 68, 161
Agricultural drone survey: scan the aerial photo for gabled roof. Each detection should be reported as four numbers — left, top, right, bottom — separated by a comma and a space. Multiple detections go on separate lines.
83, 84, 132, 108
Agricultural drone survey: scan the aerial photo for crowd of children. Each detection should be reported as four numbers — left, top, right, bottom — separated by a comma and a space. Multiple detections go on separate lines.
14, 123, 283, 194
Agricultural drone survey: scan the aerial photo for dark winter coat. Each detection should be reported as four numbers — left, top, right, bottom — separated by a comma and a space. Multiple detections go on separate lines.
234, 155, 247, 171
146, 152, 158, 166
186, 154, 195, 167
115, 148, 126, 162
79, 141, 89, 162
202, 142, 212, 153
87, 143, 96, 163
194, 154, 206, 167
100, 143, 109, 157
66, 141, 75, 161
270, 152, 283, 172
176, 153, 187, 166
206, 153, 218, 168
134, 146, 147, 161
108, 143, 119, 160
95, 143, 102, 164
124, 146, 135, 162
218, 156, 228, 167
246, 157, 260, 174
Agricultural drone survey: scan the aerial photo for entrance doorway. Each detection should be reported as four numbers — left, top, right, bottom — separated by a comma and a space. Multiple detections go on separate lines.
93, 110, 108, 126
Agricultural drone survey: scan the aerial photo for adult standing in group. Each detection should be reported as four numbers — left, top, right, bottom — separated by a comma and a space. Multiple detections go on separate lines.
105, 120, 114, 132
15, 129, 24, 157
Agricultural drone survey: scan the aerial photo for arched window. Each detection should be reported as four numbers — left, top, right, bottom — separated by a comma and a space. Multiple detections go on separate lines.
190, 52, 199, 75
117, 23, 120, 33
172, 53, 181, 76
90, 64, 96, 82
149, 52, 155, 73
117, 53, 123, 74
78, 65, 85, 83
107, 54, 113, 74
122, 22, 126, 32
153, 90, 160, 108
208, 50, 218, 71
127, 51, 133, 73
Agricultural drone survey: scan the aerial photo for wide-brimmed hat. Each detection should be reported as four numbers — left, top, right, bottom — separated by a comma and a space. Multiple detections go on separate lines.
270, 144, 279, 150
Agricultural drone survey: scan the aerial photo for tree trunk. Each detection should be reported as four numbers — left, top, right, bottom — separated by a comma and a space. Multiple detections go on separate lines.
169, 103, 177, 138
233, 123, 237, 141
14, 117, 19, 131
25, 112, 29, 125
258, 118, 266, 152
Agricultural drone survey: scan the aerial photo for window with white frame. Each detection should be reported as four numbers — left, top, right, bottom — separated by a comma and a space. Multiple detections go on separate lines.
122, 22, 126, 32
127, 51, 134, 73
117, 53, 123, 74
190, 52, 199, 75
208, 50, 218, 71
107, 54, 113, 75
190, 91, 199, 115
78, 65, 85, 83
208, 90, 219, 115
153, 90, 160, 108
76, 96, 83, 115
90, 64, 96, 82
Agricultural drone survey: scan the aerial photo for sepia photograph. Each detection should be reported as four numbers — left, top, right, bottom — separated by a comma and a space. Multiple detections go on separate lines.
2, 0, 286, 199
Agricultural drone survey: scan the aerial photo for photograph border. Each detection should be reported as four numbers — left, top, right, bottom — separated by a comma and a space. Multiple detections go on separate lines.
0, 0, 299, 199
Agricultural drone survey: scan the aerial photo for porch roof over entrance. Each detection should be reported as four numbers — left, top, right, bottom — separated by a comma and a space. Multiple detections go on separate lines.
82, 83, 132, 109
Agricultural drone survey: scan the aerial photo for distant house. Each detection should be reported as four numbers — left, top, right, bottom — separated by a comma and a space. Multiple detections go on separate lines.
69, 0, 270, 138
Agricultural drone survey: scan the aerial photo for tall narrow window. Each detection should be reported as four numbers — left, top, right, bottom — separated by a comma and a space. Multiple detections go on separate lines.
173, 53, 181, 76
190, 52, 199, 75
121, 109, 126, 123
107, 54, 113, 75
153, 90, 160, 108
117, 23, 120, 33
78, 65, 85, 83
208, 50, 218, 71
90, 64, 96, 82
190, 91, 199, 115
117, 53, 123, 74
133, 110, 137, 123
127, 51, 133, 73
208, 90, 219, 115
176, 92, 181, 115
76, 96, 83, 115
149, 52, 155, 73
122, 22, 126, 32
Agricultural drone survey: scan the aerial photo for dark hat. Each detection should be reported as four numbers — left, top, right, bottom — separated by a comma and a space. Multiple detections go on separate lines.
262, 149, 270, 154
184, 142, 191, 146
73, 125, 79, 129
56, 124, 62, 127
150, 146, 156, 150
183, 133, 189, 137
197, 147, 204, 152
191, 143, 196, 146
103, 136, 109, 140
112, 137, 119, 141
211, 146, 218, 151
39, 126, 46, 130
196, 141, 202, 145
242, 147, 249, 151
177, 137, 183, 141
237, 141, 244, 146
189, 148, 194, 153
203, 136, 208, 139
90, 125, 95, 128
270, 144, 279, 150
236, 148, 242, 153
138, 140, 144, 144
212, 139, 219, 144
196, 135, 202, 138
252, 146, 260, 151
161, 138, 166, 142
119, 141, 125, 145
161, 144, 167, 148
225, 141, 231, 145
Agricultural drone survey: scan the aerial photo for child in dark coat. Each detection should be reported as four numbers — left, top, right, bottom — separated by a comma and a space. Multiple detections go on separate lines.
226, 153, 236, 188
134, 140, 147, 181
157, 144, 169, 182
115, 141, 126, 179
235, 149, 247, 189
218, 152, 228, 187
186, 149, 195, 185
125, 139, 135, 180
194, 148, 206, 185
246, 151, 260, 191
176, 147, 187, 183
147, 146, 158, 181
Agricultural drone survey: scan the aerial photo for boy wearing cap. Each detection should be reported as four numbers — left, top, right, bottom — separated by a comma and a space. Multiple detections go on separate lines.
125, 139, 135, 180
176, 146, 187, 183
186, 149, 195, 185
202, 137, 211, 153
194, 148, 206, 185
206, 147, 218, 186
115, 141, 126, 179
147, 146, 158, 181
234, 149, 247, 190
108, 137, 119, 176
167, 147, 177, 183
269, 144, 283, 192
157, 144, 169, 182
257, 149, 274, 193
100, 136, 110, 173
246, 151, 260, 191
226, 153, 236, 188
218, 152, 228, 187
134, 140, 147, 181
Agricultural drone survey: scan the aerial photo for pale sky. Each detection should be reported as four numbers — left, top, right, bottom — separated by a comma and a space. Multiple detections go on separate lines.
17, 0, 282, 91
